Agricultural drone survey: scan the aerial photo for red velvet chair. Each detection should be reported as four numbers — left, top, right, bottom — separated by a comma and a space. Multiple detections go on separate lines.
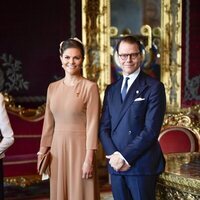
158, 113, 200, 154
159, 127, 199, 153
2, 94, 45, 186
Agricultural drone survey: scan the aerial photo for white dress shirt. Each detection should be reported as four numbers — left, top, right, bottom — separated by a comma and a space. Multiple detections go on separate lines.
0, 93, 14, 159
121, 67, 141, 92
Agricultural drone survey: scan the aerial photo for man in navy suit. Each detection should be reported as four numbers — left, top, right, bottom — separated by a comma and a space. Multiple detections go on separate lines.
99, 36, 166, 200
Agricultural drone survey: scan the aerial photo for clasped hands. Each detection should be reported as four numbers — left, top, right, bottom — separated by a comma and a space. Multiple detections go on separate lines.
106, 153, 130, 172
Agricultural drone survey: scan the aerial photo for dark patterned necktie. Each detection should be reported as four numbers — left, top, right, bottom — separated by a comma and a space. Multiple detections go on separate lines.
121, 77, 129, 101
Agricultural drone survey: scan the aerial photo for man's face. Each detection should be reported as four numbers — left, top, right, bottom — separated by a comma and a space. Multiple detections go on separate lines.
118, 41, 142, 76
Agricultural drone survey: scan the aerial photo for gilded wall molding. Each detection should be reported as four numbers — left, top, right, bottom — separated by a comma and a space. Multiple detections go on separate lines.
3, 92, 45, 121
82, 0, 111, 167
82, 0, 111, 101
161, 0, 182, 113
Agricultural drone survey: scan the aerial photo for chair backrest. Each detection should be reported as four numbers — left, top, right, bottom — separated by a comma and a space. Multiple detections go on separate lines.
158, 113, 200, 154
158, 127, 198, 154
3, 112, 44, 177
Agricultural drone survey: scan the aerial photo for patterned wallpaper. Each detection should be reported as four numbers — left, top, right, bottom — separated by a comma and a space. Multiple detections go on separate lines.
182, 0, 200, 107
0, 0, 81, 106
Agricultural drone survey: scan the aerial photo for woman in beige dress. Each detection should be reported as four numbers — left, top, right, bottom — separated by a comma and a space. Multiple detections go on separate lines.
37, 38, 100, 200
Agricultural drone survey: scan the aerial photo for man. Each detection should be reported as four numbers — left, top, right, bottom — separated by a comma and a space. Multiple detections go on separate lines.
99, 36, 166, 200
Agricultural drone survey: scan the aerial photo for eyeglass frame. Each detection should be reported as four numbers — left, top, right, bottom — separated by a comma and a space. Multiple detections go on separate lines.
118, 52, 141, 60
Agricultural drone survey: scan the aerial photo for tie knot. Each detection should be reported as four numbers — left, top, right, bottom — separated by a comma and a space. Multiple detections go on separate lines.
124, 77, 129, 82
123, 77, 129, 88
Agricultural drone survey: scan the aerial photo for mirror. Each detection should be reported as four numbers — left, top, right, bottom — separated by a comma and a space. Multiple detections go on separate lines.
82, 0, 183, 113
110, 0, 161, 82
110, 0, 161, 35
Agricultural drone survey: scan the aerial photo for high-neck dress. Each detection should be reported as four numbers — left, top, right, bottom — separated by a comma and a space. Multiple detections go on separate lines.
40, 77, 100, 200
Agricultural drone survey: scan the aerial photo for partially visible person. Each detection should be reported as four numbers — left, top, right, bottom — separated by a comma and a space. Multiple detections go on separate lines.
0, 93, 14, 199
99, 35, 166, 200
37, 38, 100, 200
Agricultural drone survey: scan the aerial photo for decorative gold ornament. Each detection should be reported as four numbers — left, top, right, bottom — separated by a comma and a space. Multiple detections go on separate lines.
160, 0, 182, 112
82, 0, 111, 101
157, 152, 200, 199
140, 24, 152, 52
3, 92, 45, 121
4, 175, 42, 187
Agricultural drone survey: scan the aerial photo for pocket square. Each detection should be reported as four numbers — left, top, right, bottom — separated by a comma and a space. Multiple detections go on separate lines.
134, 97, 145, 101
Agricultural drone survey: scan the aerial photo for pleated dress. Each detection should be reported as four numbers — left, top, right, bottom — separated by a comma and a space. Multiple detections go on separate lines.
40, 77, 100, 200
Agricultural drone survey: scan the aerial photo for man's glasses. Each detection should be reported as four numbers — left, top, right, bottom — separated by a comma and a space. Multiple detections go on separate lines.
118, 52, 140, 60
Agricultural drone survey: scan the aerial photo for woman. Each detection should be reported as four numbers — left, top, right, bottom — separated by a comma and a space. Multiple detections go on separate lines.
0, 93, 14, 199
38, 38, 100, 200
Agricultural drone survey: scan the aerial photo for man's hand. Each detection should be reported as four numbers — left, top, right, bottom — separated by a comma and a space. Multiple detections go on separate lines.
106, 153, 124, 171
119, 163, 130, 171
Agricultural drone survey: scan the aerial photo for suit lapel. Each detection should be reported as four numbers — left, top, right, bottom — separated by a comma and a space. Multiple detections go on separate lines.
111, 78, 123, 125
112, 71, 148, 131
112, 78, 123, 107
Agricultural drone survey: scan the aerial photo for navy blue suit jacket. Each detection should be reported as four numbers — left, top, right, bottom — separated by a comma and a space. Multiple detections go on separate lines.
99, 70, 166, 175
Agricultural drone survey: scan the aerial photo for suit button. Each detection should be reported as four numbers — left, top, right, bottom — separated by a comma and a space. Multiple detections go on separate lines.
128, 131, 132, 135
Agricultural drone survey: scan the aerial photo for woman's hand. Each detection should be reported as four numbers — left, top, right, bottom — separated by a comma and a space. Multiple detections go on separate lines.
82, 149, 94, 179
37, 147, 50, 172
82, 162, 93, 179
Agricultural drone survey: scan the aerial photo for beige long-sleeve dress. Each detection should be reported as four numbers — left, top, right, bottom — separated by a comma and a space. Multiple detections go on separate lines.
40, 77, 100, 200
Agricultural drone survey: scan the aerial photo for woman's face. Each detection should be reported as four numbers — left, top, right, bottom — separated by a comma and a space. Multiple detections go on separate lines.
60, 48, 83, 76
